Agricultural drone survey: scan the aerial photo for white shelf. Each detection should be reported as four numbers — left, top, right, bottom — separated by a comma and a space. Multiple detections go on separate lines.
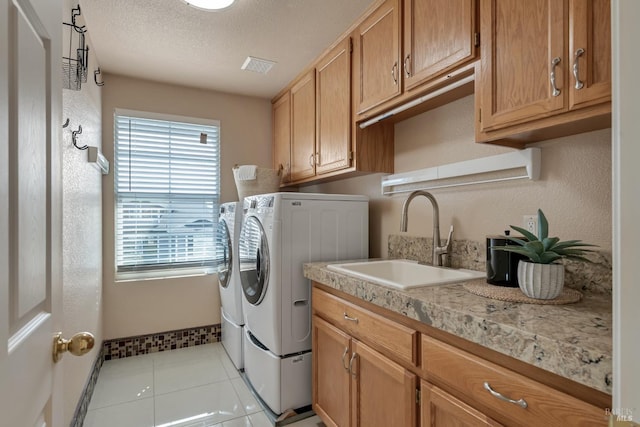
381, 147, 541, 195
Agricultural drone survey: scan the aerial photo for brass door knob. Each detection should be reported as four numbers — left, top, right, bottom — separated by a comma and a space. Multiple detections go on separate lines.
52, 331, 95, 363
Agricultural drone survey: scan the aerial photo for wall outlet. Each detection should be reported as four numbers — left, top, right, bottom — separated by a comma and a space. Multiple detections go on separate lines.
523, 215, 538, 236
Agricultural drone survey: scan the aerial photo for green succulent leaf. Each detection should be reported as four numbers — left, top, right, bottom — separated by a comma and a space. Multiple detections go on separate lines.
505, 237, 529, 247
537, 209, 549, 240
542, 237, 560, 251
539, 251, 562, 264
497, 209, 598, 264
524, 240, 544, 253
509, 225, 538, 242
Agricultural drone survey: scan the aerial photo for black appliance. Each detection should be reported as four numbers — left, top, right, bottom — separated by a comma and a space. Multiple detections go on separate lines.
486, 235, 527, 287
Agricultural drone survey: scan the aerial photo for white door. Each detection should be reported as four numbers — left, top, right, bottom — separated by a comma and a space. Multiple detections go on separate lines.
0, 0, 64, 426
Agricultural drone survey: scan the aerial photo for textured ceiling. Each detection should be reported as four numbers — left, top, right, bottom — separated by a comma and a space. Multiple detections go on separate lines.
79, 0, 375, 99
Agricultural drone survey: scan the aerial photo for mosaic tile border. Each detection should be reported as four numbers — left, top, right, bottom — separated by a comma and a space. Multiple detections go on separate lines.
69, 346, 104, 427
103, 323, 221, 360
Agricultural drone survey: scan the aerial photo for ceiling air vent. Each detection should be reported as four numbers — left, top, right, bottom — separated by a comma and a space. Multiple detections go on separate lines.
241, 56, 276, 74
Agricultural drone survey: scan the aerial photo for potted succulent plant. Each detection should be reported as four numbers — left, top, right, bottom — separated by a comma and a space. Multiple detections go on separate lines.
494, 209, 596, 299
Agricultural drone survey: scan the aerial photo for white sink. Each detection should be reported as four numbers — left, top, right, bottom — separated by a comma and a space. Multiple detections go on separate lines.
327, 259, 485, 290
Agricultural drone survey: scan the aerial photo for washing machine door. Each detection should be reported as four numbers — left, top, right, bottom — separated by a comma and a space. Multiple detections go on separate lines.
239, 215, 269, 305
216, 218, 232, 288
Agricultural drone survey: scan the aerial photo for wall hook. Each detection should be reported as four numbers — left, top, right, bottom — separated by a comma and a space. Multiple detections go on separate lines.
62, 118, 70, 128
71, 5, 86, 33
94, 68, 104, 86
72, 125, 87, 150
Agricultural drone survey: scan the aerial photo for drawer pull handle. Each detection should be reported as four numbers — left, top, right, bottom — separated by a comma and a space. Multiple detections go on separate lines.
349, 352, 357, 378
343, 313, 359, 323
341, 347, 349, 372
483, 382, 528, 409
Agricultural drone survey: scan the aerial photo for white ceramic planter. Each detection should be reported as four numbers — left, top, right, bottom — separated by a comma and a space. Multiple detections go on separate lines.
517, 260, 565, 299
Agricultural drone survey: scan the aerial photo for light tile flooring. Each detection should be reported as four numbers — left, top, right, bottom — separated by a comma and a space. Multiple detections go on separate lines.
84, 342, 324, 427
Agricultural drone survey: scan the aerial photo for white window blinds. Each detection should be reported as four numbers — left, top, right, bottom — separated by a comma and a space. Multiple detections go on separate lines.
115, 112, 220, 274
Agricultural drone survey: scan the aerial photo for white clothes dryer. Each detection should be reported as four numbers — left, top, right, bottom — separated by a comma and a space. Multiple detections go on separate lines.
216, 201, 244, 370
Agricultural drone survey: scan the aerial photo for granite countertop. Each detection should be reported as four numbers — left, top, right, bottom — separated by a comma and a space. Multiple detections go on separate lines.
304, 260, 612, 395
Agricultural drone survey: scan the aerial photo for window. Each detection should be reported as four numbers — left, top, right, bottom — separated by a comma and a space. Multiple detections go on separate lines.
114, 110, 220, 276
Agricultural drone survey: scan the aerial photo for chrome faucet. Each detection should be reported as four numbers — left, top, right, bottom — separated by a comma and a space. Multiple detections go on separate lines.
400, 190, 453, 267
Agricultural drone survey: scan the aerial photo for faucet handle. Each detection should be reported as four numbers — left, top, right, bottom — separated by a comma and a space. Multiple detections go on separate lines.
445, 225, 454, 248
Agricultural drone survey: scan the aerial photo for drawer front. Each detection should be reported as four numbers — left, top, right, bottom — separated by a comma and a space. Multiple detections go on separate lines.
313, 287, 418, 366
422, 336, 607, 426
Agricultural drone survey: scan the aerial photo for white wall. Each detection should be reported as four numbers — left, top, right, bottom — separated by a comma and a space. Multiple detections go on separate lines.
100, 75, 272, 339
61, 0, 103, 423
612, 0, 640, 416
307, 95, 612, 258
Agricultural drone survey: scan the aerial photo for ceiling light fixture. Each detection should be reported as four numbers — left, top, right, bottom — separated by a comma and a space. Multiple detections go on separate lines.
182, 0, 235, 11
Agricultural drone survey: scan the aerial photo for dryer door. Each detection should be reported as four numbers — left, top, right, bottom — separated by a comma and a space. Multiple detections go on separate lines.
216, 218, 232, 288
239, 215, 270, 305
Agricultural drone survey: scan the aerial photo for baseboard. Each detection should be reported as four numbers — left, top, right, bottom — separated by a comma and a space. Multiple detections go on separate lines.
69, 323, 221, 426
69, 346, 105, 427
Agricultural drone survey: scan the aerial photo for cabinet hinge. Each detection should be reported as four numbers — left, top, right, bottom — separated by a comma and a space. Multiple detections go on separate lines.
349, 151, 354, 160
478, 108, 482, 123
349, 38, 353, 54
416, 388, 421, 404
474, 32, 480, 47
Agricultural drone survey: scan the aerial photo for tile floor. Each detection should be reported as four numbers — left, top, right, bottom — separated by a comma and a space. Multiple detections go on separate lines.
84, 342, 324, 427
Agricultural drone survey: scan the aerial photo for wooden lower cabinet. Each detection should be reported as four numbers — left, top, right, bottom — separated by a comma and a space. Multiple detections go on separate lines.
312, 286, 608, 427
312, 314, 417, 427
352, 340, 417, 427
421, 381, 503, 427
313, 316, 351, 427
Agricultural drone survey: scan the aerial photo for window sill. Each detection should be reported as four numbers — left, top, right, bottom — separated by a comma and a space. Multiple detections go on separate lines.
115, 267, 217, 283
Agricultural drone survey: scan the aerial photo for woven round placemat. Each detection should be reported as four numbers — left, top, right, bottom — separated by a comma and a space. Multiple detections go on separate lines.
463, 282, 582, 305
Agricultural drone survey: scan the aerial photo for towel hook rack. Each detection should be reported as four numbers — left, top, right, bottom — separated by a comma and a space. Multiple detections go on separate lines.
72, 125, 87, 150
62, 118, 70, 128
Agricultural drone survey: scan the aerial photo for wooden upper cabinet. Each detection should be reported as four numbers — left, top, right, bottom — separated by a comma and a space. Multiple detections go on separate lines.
479, 0, 567, 132
290, 70, 316, 182
272, 92, 291, 183
569, 0, 611, 110
403, 0, 477, 91
316, 37, 352, 176
354, 0, 402, 115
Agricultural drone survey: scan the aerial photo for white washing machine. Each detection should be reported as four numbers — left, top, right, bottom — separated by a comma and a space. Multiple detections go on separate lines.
238, 192, 369, 414
216, 201, 244, 370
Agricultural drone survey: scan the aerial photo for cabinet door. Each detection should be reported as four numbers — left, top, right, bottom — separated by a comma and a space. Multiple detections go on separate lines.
479, 0, 567, 132
569, 0, 611, 110
290, 71, 316, 181
316, 37, 352, 176
312, 316, 352, 427
351, 340, 416, 427
354, 0, 401, 114
403, 0, 477, 90
421, 381, 503, 427
272, 92, 291, 183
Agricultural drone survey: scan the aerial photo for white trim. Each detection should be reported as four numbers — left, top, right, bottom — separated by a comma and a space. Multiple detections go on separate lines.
612, 0, 640, 413
114, 108, 220, 128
